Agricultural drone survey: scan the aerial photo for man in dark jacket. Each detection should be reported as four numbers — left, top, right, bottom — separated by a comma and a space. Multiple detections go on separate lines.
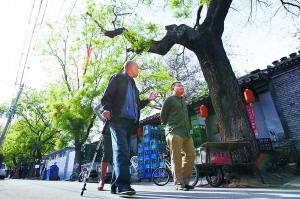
101, 61, 157, 196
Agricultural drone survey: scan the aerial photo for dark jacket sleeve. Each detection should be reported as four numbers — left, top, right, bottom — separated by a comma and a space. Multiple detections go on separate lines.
101, 74, 119, 111
160, 97, 171, 125
139, 99, 150, 110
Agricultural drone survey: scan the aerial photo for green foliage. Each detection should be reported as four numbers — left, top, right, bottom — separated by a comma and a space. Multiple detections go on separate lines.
124, 30, 154, 53
199, 0, 211, 5
45, 82, 97, 145
1, 90, 62, 168
196, 82, 209, 96
138, 58, 176, 98
168, 0, 194, 18
0, 103, 8, 117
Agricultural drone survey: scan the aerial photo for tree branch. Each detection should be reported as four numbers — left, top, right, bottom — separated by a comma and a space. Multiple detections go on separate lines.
86, 12, 126, 38
88, 15, 198, 55
81, 114, 96, 143
202, 0, 233, 38
127, 24, 197, 55
46, 40, 72, 92
19, 112, 37, 134
194, 5, 203, 30
280, 0, 300, 15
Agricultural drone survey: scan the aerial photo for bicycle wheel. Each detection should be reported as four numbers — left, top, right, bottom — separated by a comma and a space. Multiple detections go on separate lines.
206, 166, 224, 187
188, 165, 199, 187
152, 167, 171, 186
78, 172, 85, 182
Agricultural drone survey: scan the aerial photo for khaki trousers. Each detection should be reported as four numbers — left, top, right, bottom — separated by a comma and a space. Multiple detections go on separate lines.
166, 133, 196, 185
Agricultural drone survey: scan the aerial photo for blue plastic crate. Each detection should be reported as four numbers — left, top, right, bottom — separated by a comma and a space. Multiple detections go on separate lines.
159, 161, 164, 167
144, 173, 152, 178
138, 147, 143, 153
150, 139, 158, 145
144, 156, 151, 164
151, 158, 158, 164
138, 155, 144, 160
144, 150, 151, 156
143, 142, 150, 147
143, 136, 150, 143
138, 164, 144, 170
152, 162, 161, 169
151, 149, 158, 154
143, 125, 159, 135
145, 163, 151, 169
138, 160, 144, 166
143, 125, 151, 135
138, 151, 143, 157
151, 153, 158, 159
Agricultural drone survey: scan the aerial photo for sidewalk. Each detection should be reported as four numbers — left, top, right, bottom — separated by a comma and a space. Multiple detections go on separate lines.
281, 177, 300, 189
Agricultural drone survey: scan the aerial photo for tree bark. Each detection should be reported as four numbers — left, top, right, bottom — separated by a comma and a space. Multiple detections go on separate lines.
194, 34, 257, 149
74, 144, 82, 173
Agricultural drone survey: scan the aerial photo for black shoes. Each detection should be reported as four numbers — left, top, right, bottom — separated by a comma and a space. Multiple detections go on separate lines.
110, 188, 116, 194
175, 184, 195, 191
111, 187, 136, 196
118, 187, 136, 196
110, 185, 117, 194
184, 185, 194, 190
175, 185, 188, 191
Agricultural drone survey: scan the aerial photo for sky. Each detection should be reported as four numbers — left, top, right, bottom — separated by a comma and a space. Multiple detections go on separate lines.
0, 0, 299, 105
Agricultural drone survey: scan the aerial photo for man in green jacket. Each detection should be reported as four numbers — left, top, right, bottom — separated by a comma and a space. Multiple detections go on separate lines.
160, 82, 196, 191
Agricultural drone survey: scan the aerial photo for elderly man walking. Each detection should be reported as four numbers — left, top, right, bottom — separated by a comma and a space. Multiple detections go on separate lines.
101, 61, 157, 196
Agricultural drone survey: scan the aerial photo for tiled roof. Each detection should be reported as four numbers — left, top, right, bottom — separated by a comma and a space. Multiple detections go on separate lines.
46, 147, 75, 157
140, 113, 160, 125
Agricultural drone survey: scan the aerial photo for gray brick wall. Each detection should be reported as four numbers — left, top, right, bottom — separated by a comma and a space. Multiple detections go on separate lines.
270, 66, 300, 139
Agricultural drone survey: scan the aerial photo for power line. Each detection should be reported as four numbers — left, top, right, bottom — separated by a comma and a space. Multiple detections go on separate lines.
62, 0, 78, 30
21, 0, 49, 85
18, 0, 45, 86
14, 0, 36, 87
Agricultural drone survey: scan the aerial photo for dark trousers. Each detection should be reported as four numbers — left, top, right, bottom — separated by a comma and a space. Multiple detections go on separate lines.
109, 119, 135, 191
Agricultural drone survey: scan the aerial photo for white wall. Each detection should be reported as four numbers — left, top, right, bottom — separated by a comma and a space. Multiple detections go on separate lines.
45, 148, 75, 180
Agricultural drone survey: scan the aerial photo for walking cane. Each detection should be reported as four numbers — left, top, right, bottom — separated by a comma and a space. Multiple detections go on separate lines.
81, 104, 106, 196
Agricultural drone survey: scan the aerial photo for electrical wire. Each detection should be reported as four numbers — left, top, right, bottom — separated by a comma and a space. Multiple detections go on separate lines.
14, 0, 36, 87
62, 0, 78, 30
18, 0, 44, 87
21, 0, 49, 85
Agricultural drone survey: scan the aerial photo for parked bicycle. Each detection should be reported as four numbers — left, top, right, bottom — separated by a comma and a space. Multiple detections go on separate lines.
152, 149, 224, 187
152, 150, 199, 186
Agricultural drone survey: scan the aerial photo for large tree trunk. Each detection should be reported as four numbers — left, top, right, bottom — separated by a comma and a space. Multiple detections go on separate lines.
195, 34, 258, 154
195, 35, 247, 140
74, 144, 82, 173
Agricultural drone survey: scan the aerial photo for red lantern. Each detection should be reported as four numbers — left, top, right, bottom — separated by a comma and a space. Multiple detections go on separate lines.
199, 105, 208, 120
244, 89, 255, 104
136, 127, 143, 137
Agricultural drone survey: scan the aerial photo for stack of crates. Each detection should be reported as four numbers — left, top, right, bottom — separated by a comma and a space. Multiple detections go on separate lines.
137, 125, 166, 180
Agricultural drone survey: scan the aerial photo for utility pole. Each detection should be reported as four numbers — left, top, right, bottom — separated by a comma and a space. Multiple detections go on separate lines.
0, 84, 24, 146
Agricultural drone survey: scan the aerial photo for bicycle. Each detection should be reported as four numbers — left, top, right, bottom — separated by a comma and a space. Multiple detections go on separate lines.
152, 150, 199, 186
152, 149, 224, 187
